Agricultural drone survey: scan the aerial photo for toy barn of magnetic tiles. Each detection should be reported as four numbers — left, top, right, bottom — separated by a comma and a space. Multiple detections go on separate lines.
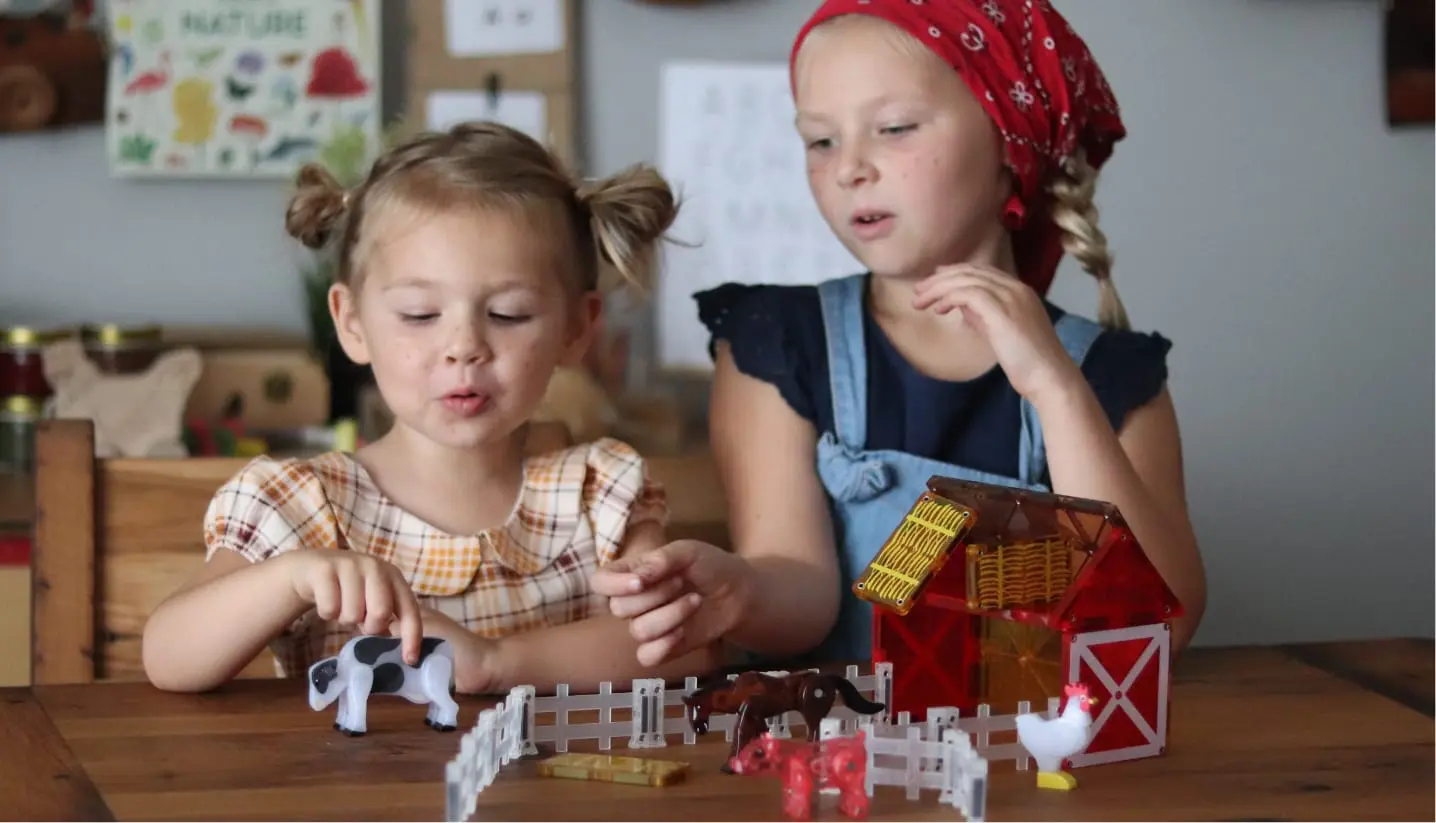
853, 476, 1183, 768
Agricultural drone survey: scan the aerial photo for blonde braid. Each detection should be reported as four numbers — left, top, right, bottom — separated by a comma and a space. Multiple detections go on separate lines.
1049, 150, 1130, 330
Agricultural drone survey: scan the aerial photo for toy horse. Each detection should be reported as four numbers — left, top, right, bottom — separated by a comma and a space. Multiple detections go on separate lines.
729, 731, 871, 820
682, 670, 886, 772
307, 635, 460, 736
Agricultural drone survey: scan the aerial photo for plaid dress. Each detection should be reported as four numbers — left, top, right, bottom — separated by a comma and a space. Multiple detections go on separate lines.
202, 437, 666, 676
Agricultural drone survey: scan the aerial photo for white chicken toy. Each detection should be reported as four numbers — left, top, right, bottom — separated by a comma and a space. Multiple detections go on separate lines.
1014, 682, 1099, 791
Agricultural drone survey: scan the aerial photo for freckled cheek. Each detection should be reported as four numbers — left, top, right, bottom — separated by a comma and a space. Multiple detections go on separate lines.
372, 333, 437, 379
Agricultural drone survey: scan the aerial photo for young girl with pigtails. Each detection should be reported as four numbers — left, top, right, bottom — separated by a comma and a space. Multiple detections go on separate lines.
143, 122, 720, 694
595, 0, 1207, 667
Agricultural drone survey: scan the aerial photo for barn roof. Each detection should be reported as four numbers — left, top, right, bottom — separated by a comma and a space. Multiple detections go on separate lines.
853, 477, 1183, 633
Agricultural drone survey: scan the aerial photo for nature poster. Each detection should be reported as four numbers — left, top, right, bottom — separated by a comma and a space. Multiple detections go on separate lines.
104, 0, 381, 177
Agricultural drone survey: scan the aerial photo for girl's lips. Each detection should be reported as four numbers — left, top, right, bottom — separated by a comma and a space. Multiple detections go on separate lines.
851, 212, 895, 241
442, 392, 489, 417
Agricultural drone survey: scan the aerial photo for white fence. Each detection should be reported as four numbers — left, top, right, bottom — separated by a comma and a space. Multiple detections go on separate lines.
857, 722, 989, 822
526, 664, 893, 752
444, 686, 530, 823
443, 663, 1047, 822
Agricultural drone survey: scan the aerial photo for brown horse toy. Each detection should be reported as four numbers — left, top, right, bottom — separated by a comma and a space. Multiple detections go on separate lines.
682, 671, 886, 772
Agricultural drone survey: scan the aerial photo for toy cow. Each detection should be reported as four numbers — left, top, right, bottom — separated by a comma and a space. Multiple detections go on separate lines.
307, 635, 461, 737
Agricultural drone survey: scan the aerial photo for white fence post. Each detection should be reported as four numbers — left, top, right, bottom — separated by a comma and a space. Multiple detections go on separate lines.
818, 717, 843, 796
939, 727, 988, 822
661, 676, 699, 745
874, 662, 893, 725
858, 718, 877, 798
628, 678, 666, 749
516, 685, 538, 756
926, 707, 959, 771
1012, 700, 1031, 771
597, 681, 614, 751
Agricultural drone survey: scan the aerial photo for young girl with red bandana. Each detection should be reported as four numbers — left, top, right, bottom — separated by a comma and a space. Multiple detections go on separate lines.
594, 0, 1207, 665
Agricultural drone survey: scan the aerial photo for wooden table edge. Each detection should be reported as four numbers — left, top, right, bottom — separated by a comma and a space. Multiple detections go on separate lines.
1279, 637, 1434, 718
0, 687, 116, 821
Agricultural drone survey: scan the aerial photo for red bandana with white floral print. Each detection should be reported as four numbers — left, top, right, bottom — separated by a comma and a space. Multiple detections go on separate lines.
791, 0, 1127, 295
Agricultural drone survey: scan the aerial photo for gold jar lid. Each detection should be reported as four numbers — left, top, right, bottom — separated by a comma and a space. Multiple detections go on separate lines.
3, 327, 72, 348
1, 395, 39, 417
81, 323, 163, 348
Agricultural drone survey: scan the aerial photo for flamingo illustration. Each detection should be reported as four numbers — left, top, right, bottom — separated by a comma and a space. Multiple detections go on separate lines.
124, 51, 171, 95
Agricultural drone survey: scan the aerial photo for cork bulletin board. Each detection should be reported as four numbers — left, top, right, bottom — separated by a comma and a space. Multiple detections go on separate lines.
403, 0, 577, 169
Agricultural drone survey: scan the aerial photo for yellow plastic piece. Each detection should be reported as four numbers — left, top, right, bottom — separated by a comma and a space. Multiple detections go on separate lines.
1036, 770, 1078, 790
536, 753, 690, 787
332, 419, 358, 453
234, 437, 268, 458
853, 492, 973, 615
966, 538, 1074, 611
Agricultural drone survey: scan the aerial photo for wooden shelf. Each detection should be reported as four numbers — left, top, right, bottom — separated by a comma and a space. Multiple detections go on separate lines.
0, 472, 33, 533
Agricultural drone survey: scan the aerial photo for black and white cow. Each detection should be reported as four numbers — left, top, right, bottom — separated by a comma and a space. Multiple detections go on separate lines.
308, 635, 460, 736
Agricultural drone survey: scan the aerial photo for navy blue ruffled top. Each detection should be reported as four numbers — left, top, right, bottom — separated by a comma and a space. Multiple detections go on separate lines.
694, 280, 1172, 483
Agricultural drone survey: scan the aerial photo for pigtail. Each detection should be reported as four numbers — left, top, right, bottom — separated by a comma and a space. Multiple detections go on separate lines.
1049, 150, 1130, 330
576, 165, 680, 293
285, 163, 350, 250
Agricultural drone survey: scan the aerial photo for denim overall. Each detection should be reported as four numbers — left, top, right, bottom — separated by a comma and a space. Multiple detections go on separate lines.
811, 273, 1101, 661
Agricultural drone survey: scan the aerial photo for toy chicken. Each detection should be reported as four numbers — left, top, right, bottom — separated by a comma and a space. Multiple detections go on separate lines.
1014, 682, 1098, 790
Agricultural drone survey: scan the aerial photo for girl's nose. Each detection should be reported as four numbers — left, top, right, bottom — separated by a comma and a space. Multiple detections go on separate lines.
444, 329, 491, 364
836, 145, 875, 189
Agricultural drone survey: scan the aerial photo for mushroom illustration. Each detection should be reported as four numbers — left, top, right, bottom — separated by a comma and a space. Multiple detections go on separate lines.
227, 113, 267, 170
304, 46, 369, 130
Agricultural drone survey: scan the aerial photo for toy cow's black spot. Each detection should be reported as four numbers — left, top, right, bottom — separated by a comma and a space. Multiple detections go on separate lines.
417, 637, 444, 664
371, 662, 403, 695
353, 636, 401, 666
311, 659, 339, 693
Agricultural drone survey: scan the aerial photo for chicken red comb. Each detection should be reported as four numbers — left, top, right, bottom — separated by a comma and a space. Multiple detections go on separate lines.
1063, 682, 1090, 698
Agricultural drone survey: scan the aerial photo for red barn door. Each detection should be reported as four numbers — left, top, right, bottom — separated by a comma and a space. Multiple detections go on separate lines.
1065, 622, 1170, 766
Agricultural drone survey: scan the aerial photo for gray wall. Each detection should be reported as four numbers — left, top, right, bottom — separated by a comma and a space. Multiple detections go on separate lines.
1, 1, 1431, 647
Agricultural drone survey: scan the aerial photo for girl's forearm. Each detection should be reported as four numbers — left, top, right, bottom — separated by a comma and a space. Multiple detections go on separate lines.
1031, 379, 1205, 649
488, 615, 723, 694
142, 553, 309, 692
725, 554, 841, 656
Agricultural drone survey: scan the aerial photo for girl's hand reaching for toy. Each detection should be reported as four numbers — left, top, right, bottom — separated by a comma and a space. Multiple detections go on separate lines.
591, 539, 754, 666
286, 549, 425, 665
913, 264, 1085, 404
389, 606, 500, 694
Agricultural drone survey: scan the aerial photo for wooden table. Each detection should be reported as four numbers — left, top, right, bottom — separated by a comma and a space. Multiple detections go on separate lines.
4, 639, 1432, 822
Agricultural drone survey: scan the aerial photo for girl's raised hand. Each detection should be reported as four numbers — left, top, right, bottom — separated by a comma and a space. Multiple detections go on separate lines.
286, 549, 426, 665
912, 264, 1084, 403
590, 539, 753, 666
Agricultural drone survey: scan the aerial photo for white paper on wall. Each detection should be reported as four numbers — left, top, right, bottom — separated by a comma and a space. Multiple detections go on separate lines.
425, 90, 548, 143
655, 61, 862, 372
443, 0, 564, 57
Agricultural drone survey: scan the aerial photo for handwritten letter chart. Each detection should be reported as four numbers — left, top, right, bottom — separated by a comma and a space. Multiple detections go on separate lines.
656, 62, 861, 372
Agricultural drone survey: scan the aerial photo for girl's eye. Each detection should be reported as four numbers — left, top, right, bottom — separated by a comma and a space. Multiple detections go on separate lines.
400, 312, 437, 324
805, 137, 832, 151
881, 123, 917, 136
489, 312, 532, 324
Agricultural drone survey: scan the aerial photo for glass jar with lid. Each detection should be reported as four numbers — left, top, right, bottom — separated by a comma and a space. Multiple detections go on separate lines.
0, 395, 40, 473
0, 326, 67, 400
82, 323, 165, 375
